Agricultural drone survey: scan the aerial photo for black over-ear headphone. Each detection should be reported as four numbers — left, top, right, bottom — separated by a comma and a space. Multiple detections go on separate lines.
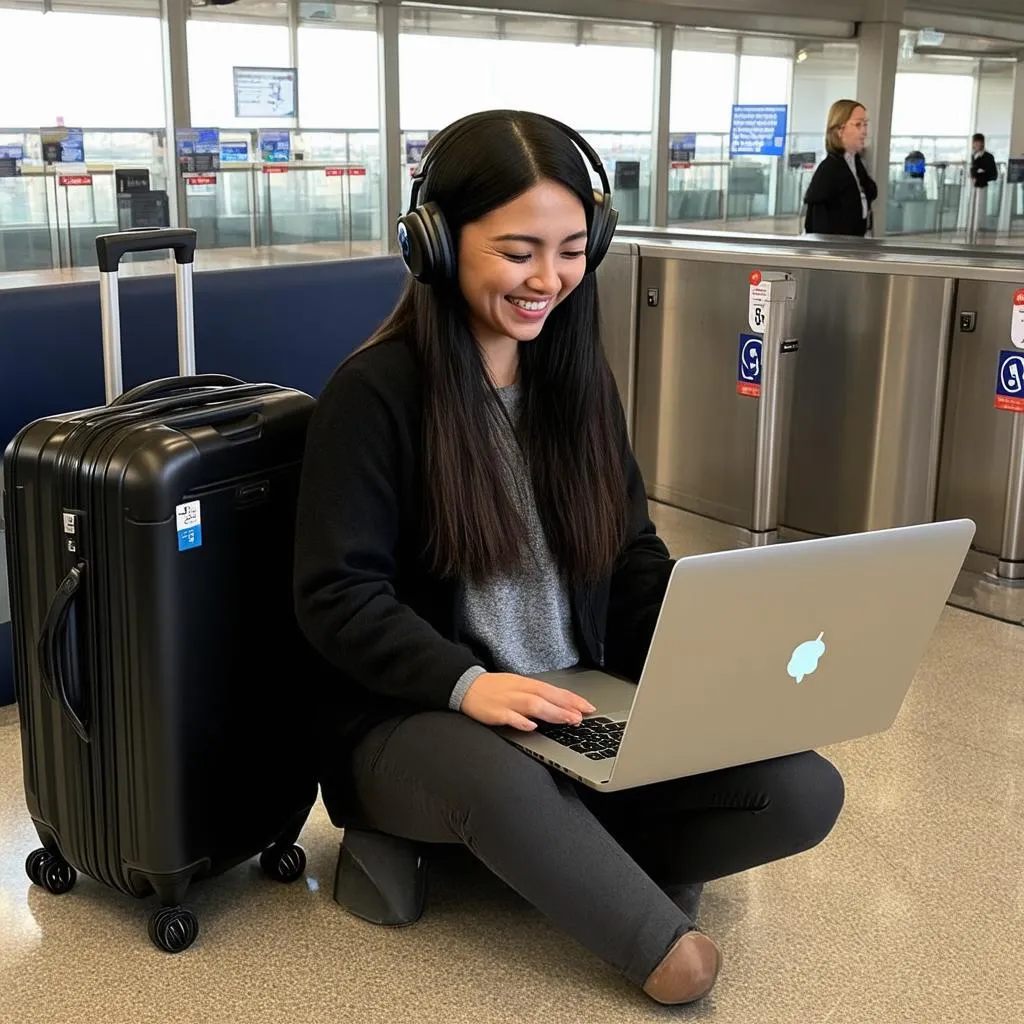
396, 110, 619, 285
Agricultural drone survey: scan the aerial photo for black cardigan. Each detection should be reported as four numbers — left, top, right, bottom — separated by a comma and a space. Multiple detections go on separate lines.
803, 151, 878, 237
293, 335, 674, 816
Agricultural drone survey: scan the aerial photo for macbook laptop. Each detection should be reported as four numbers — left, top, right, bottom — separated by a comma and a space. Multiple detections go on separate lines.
500, 519, 975, 792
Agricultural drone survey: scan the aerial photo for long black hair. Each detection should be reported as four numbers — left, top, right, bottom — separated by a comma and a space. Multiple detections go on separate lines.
367, 110, 628, 585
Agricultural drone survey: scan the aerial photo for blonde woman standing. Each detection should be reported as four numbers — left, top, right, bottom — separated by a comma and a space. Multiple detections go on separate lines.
803, 99, 878, 236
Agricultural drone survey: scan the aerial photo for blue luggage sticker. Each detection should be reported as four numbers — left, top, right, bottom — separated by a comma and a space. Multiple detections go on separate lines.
175, 500, 203, 551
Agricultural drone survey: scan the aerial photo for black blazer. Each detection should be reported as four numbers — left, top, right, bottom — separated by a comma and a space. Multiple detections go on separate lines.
293, 335, 674, 819
971, 151, 998, 189
803, 151, 878, 237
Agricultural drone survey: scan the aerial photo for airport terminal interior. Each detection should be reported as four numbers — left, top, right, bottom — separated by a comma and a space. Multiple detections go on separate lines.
2, 0, 1024, 1021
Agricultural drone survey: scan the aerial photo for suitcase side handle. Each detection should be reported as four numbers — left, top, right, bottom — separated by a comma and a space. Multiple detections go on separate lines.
37, 562, 90, 744
111, 374, 246, 407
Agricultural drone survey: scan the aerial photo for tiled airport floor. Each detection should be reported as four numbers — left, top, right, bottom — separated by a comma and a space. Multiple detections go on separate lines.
1, 502, 1023, 1023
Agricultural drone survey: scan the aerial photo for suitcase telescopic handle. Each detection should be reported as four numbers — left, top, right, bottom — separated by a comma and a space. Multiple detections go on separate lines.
37, 562, 90, 743
111, 374, 246, 407
95, 228, 197, 274
95, 228, 199, 404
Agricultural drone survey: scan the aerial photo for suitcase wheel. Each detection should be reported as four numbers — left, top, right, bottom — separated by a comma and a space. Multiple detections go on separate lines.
25, 848, 77, 895
260, 843, 307, 884
148, 905, 199, 954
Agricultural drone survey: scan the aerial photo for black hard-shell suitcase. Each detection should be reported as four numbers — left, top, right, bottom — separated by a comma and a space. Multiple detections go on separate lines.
2, 229, 319, 952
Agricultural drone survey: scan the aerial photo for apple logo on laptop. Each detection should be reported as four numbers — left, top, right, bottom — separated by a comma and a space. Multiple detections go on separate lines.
787, 632, 826, 684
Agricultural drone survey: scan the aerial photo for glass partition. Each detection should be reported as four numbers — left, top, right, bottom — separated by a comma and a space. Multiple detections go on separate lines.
0, 127, 171, 272
399, 7, 656, 225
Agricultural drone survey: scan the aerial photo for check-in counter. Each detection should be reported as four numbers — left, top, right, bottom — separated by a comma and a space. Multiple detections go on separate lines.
608, 234, 1024, 588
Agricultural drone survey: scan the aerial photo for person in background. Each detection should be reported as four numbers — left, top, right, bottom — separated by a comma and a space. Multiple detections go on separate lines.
803, 99, 878, 236
970, 133, 998, 190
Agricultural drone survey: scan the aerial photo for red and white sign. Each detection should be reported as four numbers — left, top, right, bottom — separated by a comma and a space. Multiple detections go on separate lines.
59, 175, 92, 187
186, 175, 217, 186
1012, 287, 1024, 349
748, 271, 771, 332
263, 165, 288, 175
326, 166, 366, 177
670, 161, 691, 170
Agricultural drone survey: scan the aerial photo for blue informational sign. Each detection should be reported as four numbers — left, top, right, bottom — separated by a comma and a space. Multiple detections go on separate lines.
406, 138, 428, 166
737, 333, 763, 398
258, 129, 291, 163
176, 128, 221, 173
729, 105, 788, 158
62, 128, 84, 163
669, 133, 697, 163
176, 128, 220, 158
220, 143, 249, 163
995, 350, 1024, 412
41, 127, 85, 164
0, 144, 25, 161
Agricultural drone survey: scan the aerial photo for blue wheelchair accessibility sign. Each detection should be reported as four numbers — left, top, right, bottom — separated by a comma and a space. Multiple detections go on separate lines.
995, 350, 1024, 412
737, 333, 762, 398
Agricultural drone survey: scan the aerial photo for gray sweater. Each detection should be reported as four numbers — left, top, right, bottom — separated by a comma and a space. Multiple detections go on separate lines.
448, 384, 579, 710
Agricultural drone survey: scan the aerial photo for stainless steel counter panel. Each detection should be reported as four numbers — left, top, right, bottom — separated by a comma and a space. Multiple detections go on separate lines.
595, 242, 640, 432
782, 270, 953, 536
936, 280, 1022, 558
632, 245, 954, 535
634, 257, 765, 526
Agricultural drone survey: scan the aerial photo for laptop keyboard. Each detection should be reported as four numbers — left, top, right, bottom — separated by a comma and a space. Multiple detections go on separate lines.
535, 717, 625, 760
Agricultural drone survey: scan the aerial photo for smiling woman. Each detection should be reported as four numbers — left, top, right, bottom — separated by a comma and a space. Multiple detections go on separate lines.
458, 186, 590, 377
387, 110, 625, 585
293, 109, 844, 1009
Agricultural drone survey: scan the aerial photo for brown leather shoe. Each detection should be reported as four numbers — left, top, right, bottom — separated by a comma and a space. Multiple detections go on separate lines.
642, 930, 722, 1005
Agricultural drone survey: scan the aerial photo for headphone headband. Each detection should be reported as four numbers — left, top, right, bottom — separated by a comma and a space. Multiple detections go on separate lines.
408, 111, 612, 212
398, 109, 619, 284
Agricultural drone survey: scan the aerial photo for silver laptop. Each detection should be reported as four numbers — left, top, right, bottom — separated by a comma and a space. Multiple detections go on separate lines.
501, 519, 975, 792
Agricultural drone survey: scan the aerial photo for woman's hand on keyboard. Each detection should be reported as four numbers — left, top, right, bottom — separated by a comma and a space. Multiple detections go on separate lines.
461, 673, 596, 732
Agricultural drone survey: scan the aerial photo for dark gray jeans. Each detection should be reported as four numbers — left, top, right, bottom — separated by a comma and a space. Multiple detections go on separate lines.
350, 711, 844, 986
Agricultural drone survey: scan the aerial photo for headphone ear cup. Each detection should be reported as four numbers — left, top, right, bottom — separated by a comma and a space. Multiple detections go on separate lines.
397, 202, 455, 285
421, 202, 456, 282
586, 192, 619, 273
397, 210, 434, 283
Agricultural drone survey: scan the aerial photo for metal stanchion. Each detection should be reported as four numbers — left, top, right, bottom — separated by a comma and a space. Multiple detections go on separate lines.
997, 415, 1024, 580
749, 271, 797, 544
966, 185, 984, 244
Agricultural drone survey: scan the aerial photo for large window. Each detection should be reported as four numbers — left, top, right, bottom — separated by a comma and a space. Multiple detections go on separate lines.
974, 60, 1015, 161
892, 73, 975, 138
670, 31, 737, 136
398, 7, 656, 222
187, 2, 291, 129
398, 9, 654, 133
789, 43, 859, 141
0, 6, 164, 127
892, 38, 978, 162
297, 3, 379, 130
